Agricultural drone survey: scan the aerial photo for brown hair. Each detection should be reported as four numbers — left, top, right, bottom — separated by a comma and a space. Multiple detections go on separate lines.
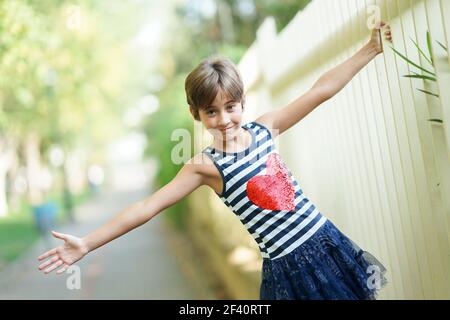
185, 57, 245, 121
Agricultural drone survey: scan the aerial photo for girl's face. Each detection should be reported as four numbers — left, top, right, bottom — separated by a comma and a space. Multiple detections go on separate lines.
195, 90, 244, 143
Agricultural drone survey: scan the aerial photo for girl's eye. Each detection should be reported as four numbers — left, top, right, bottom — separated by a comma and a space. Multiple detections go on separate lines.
227, 105, 236, 110
206, 110, 216, 116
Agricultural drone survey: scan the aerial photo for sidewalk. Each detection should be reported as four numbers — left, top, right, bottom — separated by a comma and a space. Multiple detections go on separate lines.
0, 186, 217, 299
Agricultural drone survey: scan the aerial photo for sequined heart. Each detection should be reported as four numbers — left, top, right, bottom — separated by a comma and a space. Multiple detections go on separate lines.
246, 153, 296, 211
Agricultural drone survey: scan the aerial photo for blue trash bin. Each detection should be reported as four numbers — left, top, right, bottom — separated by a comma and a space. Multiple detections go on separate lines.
88, 181, 100, 196
32, 201, 58, 234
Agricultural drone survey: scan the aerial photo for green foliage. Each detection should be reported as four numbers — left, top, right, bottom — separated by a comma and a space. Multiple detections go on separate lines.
252, 0, 311, 32
426, 30, 434, 66
0, 199, 39, 264
391, 31, 448, 123
0, 0, 130, 159
143, 74, 193, 230
0, 220, 40, 264
0, 0, 145, 257
436, 40, 447, 52
392, 31, 448, 96
391, 46, 435, 77
172, 0, 311, 68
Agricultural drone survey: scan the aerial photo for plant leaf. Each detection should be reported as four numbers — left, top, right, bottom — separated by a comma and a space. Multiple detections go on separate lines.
428, 119, 443, 123
404, 74, 436, 81
391, 47, 436, 76
417, 88, 439, 98
436, 40, 448, 52
412, 71, 435, 79
426, 31, 434, 66
409, 36, 433, 65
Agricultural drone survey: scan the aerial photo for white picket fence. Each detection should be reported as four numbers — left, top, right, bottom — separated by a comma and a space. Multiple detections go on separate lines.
238, 0, 450, 299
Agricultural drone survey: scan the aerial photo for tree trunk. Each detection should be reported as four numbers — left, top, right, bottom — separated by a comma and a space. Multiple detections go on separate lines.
6, 144, 21, 213
24, 132, 44, 206
0, 137, 16, 218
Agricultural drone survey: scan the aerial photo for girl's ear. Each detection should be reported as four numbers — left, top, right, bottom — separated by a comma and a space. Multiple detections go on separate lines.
189, 105, 201, 121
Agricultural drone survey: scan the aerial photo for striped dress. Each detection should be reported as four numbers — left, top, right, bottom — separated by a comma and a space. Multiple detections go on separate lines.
202, 121, 327, 260
202, 121, 387, 300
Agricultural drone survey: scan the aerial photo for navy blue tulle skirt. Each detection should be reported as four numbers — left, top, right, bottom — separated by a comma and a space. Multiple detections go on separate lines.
260, 219, 388, 300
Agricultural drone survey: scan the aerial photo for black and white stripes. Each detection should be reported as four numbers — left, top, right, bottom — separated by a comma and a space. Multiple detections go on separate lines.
203, 121, 327, 260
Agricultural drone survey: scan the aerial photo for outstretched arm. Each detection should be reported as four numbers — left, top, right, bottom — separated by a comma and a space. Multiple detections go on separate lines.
256, 21, 392, 138
37, 158, 204, 274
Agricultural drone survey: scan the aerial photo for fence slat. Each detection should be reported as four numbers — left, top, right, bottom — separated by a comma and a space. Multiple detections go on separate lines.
235, 0, 450, 298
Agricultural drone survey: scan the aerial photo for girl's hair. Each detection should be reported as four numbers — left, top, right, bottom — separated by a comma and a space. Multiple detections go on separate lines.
185, 57, 245, 121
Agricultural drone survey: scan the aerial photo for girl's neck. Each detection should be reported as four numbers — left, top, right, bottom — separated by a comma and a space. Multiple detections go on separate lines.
212, 127, 252, 153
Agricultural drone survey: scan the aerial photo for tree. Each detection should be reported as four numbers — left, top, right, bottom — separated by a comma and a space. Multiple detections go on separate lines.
0, 0, 133, 216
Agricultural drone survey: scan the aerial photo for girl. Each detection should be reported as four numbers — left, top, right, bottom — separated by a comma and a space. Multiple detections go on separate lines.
38, 21, 392, 300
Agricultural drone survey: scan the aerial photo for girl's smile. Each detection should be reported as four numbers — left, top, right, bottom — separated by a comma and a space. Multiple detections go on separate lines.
193, 89, 249, 152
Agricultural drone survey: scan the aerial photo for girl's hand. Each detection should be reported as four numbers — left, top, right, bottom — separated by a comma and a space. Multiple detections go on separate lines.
369, 21, 393, 55
37, 231, 89, 274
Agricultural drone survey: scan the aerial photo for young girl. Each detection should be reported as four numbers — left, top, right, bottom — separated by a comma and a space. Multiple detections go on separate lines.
38, 22, 392, 300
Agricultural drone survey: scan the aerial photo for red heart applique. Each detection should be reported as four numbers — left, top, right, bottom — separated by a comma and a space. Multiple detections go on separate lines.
246, 153, 296, 211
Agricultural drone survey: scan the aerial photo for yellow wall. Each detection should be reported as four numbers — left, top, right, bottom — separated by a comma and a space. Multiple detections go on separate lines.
237, 0, 450, 299
187, 0, 449, 299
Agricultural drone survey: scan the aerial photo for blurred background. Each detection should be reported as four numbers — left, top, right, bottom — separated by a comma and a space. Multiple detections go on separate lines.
0, 0, 449, 299
0, 0, 311, 299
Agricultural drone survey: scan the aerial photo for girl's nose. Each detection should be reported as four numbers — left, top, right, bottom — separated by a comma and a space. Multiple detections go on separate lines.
218, 113, 230, 126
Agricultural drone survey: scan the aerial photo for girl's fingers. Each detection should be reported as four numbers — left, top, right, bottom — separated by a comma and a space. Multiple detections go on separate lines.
44, 259, 64, 274
51, 231, 67, 241
38, 255, 59, 270
376, 21, 389, 29
57, 264, 70, 274
38, 248, 57, 261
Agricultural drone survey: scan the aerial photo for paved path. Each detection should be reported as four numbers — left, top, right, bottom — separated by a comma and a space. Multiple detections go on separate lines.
0, 186, 216, 299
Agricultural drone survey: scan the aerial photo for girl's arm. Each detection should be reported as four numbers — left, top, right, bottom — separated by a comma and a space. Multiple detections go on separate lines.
37, 157, 205, 274
256, 21, 392, 138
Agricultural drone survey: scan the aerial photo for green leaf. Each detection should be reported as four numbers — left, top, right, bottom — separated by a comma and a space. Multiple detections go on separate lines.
428, 119, 443, 123
436, 40, 448, 52
391, 47, 436, 76
417, 88, 439, 98
404, 73, 436, 82
409, 36, 433, 65
426, 31, 434, 66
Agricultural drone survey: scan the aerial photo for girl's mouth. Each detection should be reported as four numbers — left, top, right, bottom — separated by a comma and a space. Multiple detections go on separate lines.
221, 125, 236, 132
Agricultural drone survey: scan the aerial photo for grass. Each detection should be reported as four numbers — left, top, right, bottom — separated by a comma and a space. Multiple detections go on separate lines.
0, 188, 92, 267
0, 200, 39, 265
